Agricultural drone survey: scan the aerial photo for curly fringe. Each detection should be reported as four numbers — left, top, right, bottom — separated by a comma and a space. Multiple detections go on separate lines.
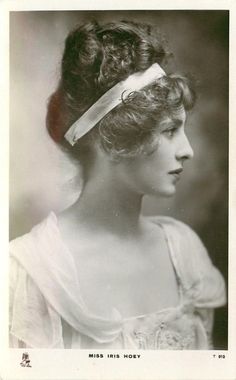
97, 75, 196, 159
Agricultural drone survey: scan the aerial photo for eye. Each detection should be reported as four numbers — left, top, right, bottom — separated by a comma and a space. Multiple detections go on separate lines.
163, 127, 178, 138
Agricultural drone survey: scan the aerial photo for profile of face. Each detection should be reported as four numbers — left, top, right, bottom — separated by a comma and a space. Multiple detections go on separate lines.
117, 106, 194, 198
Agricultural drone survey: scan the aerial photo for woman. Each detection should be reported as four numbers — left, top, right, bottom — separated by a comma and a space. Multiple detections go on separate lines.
9, 20, 226, 349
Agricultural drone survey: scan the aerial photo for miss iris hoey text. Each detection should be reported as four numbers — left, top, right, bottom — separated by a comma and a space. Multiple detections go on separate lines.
89, 353, 141, 359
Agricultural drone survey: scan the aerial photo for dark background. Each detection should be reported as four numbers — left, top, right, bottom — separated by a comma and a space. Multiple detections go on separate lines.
10, 11, 228, 349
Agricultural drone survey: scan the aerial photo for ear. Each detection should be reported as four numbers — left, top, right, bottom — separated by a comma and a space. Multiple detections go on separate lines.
94, 141, 122, 164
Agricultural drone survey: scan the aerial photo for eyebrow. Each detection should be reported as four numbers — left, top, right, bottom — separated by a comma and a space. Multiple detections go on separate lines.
171, 119, 183, 127
159, 118, 185, 132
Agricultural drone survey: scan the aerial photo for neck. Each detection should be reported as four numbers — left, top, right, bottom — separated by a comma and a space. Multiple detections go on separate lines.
70, 168, 144, 237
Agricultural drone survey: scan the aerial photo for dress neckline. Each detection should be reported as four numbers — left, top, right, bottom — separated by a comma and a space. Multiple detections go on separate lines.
49, 211, 184, 323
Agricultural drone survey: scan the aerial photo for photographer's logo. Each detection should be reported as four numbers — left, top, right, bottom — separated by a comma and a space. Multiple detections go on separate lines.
20, 352, 32, 367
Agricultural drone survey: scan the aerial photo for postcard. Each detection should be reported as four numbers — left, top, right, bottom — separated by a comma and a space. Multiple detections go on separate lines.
0, 0, 235, 379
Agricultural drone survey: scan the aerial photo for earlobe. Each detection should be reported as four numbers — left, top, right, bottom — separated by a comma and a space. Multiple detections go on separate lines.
95, 141, 122, 165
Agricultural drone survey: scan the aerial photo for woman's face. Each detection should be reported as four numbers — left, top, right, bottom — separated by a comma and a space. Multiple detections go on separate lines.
118, 106, 194, 198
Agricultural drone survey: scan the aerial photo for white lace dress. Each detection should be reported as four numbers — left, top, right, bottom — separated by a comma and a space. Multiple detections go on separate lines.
9, 213, 226, 349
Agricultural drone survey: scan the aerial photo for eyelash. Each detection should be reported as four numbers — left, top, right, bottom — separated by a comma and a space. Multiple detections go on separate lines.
164, 127, 178, 138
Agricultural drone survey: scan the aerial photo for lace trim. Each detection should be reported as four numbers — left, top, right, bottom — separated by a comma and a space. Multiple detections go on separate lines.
132, 319, 196, 350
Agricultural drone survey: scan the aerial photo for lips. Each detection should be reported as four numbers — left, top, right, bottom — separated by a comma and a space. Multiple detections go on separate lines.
169, 168, 183, 181
169, 168, 183, 175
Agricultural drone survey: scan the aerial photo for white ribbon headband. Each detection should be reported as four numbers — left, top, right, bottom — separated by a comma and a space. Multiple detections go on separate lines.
64, 62, 166, 145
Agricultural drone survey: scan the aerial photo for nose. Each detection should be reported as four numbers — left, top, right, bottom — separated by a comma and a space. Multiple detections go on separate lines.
176, 131, 194, 161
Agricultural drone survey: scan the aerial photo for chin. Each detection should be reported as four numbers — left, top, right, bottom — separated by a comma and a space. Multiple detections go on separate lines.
150, 185, 177, 198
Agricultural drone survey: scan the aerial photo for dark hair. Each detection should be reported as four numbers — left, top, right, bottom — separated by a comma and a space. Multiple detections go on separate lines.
46, 20, 195, 161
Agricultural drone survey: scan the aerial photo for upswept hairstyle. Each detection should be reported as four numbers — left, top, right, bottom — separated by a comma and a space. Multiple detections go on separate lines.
46, 20, 195, 160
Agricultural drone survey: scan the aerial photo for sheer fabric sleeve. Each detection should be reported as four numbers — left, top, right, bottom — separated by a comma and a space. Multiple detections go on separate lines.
9, 213, 122, 348
160, 217, 227, 308
9, 254, 64, 348
154, 216, 227, 348
181, 224, 226, 348
9, 256, 24, 348
178, 221, 226, 309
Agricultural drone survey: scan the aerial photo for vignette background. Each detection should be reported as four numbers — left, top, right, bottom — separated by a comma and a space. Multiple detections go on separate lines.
9, 10, 228, 349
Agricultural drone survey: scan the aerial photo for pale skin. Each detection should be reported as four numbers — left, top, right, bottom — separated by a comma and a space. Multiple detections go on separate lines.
57, 106, 194, 320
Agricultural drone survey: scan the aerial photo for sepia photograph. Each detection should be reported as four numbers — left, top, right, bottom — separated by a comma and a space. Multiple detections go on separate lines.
1, 1, 235, 379
9, 8, 228, 351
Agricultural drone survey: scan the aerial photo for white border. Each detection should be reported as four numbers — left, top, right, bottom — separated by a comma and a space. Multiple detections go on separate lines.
0, 0, 233, 11
1, 1, 235, 379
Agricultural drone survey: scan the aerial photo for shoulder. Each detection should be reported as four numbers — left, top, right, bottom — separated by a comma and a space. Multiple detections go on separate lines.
9, 212, 63, 278
9, 213, 64, 347
148, 215, 226, 308
148, 215, 210, 272
9, 211, 62, 305
10, 212, 58, 255
9, 211, 78, 302
148, 215, 205, 251
9, 211, 57, 287
148, 214, 195, 233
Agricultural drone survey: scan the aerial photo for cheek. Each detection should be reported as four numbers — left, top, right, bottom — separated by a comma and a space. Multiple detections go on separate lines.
142, 149, 168, 174
152, 140, 175, 167
129, 159, 164, 188
119, 143, 171, 188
